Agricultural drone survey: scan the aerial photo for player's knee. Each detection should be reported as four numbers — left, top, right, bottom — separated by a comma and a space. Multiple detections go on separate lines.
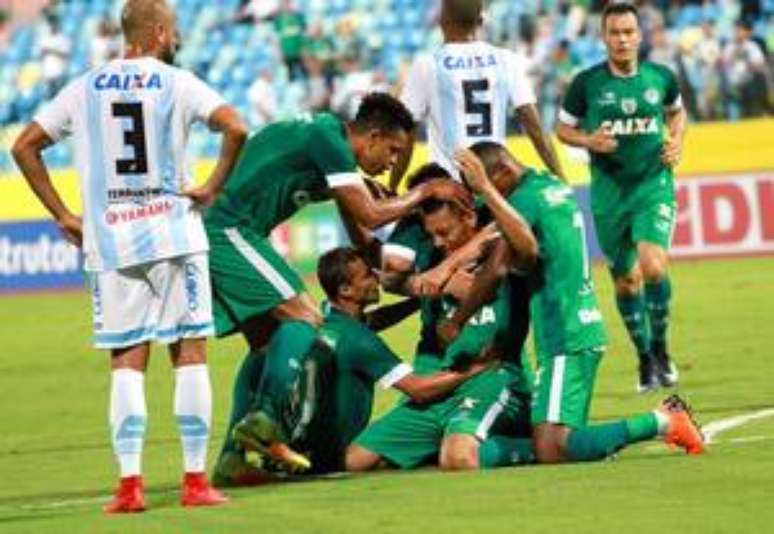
532, 425, 569, 464
344, 445, 380, 472
614, 271, 642, 296
439, 435, 480, 471
638, 245, 668, 282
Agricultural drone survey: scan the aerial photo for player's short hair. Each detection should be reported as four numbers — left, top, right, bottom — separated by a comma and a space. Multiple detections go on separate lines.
318, 246, 363, 300
601, 1, 640, 29
407, 163, 451, 190
352, 92, 415, 135
469, 141, 512, 178
121, 0, 172, 44
442, 0, 484, 31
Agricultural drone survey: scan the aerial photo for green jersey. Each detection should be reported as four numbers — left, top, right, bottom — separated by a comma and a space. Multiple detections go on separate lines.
296, 307, 409, 471
205, 113, 361, 235
506, 169, 607, 358
274, 11, 306, 60
560, 61, 681, 184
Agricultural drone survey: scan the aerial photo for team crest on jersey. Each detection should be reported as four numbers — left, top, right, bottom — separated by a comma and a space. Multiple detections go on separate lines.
644, 88, 660, 105
621, 98, 637, 115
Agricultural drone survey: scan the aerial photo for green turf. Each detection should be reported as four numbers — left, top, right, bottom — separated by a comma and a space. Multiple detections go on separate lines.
1, 256, 773, 532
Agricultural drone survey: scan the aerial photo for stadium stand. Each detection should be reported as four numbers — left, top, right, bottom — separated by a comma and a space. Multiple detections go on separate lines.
0, 0, 771, 171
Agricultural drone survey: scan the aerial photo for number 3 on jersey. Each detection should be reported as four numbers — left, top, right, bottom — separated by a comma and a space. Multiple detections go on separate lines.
112, 102, 148, 174
462, 79, 492, 137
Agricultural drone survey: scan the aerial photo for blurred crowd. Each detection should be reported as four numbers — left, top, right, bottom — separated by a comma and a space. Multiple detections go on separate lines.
0, 0, 772, 170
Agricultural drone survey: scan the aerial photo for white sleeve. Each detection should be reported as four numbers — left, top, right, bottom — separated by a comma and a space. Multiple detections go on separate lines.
505, 51, 537, 109
33, 78, 80, 142
177, 70, 227, 124
378, 363, 413, 390
400, 55, 431, 121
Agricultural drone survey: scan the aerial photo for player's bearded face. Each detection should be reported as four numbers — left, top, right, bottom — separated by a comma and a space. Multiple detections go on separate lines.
423, 205, 477, 255
603, 13, 641, 66
158, 14, 180, 64
347, 259, 380, 306
358, 130, 410, 176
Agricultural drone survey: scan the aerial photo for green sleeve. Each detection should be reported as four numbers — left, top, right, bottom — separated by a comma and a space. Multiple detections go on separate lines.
662, 66, 681, 108
350, 327, 411, 389
559, 71, 587, 125
507, 189, 539, 227
307, 120, 362, 189
384, 216, 426, 265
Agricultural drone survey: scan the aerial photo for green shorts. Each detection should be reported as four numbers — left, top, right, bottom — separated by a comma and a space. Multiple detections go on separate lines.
353, 367, 531, 469
531, 348, 603, 429
206, 224, 305, 337
591, 172, 676, 277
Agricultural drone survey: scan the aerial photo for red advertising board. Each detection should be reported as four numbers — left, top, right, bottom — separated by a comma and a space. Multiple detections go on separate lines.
673, 174, 774, 258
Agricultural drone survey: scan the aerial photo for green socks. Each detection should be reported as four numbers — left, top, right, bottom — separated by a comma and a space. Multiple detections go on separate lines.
478, 436, 536, 468
645, 277, 672, 351
615, 292, 652, 357
219, 349, 266, 456
565, 413, 663, 462
251, 320, 318, 425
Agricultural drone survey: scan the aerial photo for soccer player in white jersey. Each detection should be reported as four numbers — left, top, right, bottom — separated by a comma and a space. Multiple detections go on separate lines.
11, 0, 247, 513
390, 0, 564, 189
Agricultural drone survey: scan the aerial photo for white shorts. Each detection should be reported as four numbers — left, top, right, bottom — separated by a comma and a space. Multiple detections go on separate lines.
89, 253, 214, 349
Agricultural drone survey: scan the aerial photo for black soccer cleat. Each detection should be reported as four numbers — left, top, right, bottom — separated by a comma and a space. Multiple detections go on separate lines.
637, 353, 659, 393
653, 349, 679, 388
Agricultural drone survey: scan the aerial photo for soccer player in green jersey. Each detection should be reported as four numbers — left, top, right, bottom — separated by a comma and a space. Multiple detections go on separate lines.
440, 142, 703, 465
205, 93, 470, 469
213, 247, 490, 483
346, 194, 536, 472
556, 2, 687, 392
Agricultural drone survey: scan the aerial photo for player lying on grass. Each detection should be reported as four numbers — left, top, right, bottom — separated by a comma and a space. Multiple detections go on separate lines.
212, 246, 492, 484
204, 93, 471, 469
437, 143, 704, 465
345, 191, 537, 472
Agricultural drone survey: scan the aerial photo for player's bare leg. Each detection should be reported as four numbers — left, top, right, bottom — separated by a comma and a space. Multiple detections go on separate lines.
168, 338, 228, 507
614, 265, 658, 393
344, 444, 384, 472
104, 343, 151, 514
638, 242, 677, 387
439, 434, 480, 471
532, 423, 572, 464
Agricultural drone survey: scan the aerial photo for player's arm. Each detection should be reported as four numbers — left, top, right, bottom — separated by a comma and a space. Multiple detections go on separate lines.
364, 297, 421, 332
455, 150, 538, 271
331, 178, 470, 230
515, 104, 566, 181
555, 70, 617, 154
184, 104, 248, 207
661, 105, 686, 168
437, 238, 513, 346
11, 123, 82, 246
392, 362, 490, 404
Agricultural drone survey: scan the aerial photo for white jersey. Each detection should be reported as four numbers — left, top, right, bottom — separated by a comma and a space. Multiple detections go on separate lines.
34, 57, 226, 272
400, 41, 536, 177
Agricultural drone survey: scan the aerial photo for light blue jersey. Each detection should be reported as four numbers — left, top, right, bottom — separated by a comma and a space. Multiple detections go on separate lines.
34, 57, 225, 272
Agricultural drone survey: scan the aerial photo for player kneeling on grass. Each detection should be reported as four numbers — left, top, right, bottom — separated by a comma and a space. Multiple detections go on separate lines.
437, 143, 704, 465
213, 247, 490, 483
346, 193, 537, 472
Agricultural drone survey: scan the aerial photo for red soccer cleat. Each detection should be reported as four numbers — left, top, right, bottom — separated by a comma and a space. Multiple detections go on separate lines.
659, 394, 705, 455
104, 475, 147, 514
181, 472, 229, 507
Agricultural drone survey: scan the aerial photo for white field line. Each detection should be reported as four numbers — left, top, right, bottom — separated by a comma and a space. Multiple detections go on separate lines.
3, 409, 774, 515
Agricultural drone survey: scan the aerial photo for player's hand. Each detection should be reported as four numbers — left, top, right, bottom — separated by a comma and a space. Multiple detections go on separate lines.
417, 264, 454, 298
454, 149, 490, 194
585, 128, 618, 154
56, 212, 83, 248
182, 183, 219, 208
661, 138, 682, 167
422, 179, 473, 211
436, 318, 461, 346
443, 268, 475, 300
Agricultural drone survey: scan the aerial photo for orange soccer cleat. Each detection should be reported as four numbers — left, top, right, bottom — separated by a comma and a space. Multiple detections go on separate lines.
659, 394, 705, 455
104, 475, 147, 514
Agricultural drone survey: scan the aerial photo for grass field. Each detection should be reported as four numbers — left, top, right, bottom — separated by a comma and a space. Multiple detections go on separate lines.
1, 256, 773, 533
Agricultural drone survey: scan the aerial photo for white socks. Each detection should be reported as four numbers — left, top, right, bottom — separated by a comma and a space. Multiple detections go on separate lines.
110, 369, 147, 478
174, 364, 212, 474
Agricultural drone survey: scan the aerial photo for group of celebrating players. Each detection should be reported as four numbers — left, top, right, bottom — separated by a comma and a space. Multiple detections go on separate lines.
11, 0, 705, 515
